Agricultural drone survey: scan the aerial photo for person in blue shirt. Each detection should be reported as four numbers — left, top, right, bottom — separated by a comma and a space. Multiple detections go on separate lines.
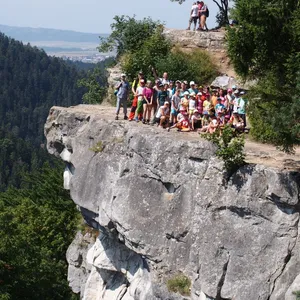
215, 97, 225, 117
188, 81, 199, 95
115, 74, 130, 120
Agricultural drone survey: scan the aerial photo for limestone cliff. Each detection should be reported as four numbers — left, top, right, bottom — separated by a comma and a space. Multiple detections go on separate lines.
45, 105, 300, 300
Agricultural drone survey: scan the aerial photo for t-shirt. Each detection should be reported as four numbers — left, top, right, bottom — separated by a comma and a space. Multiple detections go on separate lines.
117, 81, 130, 99
189, 99, 196, 110
188, 88, 199, 95
171, 95, 181, 110
234, 97, 247, 114
180, 119, 190, 129
143, 87, 153, 101
136, 86, 145, 101
203, 100, 211, 113
191, 4, 199, 17
157, 90, 169, 107
215, 103, 225, 115
156, 106, 170, 118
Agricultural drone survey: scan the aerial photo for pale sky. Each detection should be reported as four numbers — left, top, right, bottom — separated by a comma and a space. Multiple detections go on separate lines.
0, 0, 219, 33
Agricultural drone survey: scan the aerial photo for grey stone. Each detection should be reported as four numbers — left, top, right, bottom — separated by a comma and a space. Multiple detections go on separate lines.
45, 106, 300, 300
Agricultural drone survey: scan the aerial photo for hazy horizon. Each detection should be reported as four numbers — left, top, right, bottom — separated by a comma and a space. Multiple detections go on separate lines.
0, 0, 219, 34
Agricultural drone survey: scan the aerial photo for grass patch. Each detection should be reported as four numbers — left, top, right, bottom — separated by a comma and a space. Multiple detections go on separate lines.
89, 141, 104, 153
167, 273, 191, 296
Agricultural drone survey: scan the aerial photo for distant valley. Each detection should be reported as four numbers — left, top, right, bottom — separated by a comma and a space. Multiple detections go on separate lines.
0, 24, 113, 63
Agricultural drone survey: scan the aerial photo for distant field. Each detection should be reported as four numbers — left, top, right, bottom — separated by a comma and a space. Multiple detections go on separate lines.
0, 24, 114, 61
27, 41, 99, 50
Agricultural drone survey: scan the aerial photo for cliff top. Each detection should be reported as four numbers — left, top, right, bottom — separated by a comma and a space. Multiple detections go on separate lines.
48, 105, 300, 171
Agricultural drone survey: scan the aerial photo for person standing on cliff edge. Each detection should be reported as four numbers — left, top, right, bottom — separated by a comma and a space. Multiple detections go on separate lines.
115, 74, 130, 120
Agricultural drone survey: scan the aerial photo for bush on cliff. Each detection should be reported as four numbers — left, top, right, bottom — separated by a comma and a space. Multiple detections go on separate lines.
167, 273, 191, 296
100, 16, 217, 85
204, 125, 246, 177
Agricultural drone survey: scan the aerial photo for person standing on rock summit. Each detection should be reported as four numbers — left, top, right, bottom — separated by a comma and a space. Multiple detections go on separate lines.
115, 74, 130, 120
187, 2, 199, 31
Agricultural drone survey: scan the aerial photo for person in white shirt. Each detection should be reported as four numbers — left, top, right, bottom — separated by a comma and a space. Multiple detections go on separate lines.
189, 92, 196, 118
155, 102, 170, 128
187, 2, 199, 31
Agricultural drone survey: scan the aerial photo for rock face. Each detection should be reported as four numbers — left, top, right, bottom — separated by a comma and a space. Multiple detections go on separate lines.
45, 105, 300, 300
163, 28, 225, 52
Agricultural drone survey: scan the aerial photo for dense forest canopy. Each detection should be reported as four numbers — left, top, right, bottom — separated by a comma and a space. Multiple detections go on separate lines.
0, 33, 86, 146
0, 32, 94, 299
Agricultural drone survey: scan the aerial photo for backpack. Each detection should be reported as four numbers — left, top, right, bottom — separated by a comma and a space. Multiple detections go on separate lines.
206, 7, 209, 18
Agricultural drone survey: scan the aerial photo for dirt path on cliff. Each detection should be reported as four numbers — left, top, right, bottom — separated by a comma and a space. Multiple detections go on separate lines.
65, 104, 300, 171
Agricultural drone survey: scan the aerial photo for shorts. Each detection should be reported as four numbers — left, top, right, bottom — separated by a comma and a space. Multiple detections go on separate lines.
171, 108, 178, 116
142, 99, 148, 105
190, 16, 198, 24
189, 109, 195, 114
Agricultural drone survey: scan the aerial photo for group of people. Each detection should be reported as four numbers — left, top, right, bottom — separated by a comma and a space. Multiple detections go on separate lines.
115, 71, 247, 134
187, 1, 209, 31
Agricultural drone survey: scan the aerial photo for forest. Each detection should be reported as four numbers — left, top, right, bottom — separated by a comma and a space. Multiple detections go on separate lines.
0, 33, 108, 299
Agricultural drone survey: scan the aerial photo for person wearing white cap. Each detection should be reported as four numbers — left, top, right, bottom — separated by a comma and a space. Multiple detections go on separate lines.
115, 73, 130, 120
188, 81, 199, 95
233, 90, 247, 127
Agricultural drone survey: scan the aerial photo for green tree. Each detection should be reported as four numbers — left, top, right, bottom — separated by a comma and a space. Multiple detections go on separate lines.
98, 15, 162, 58
78, 67, 108, 104
0, 163, 80, 300
227, 0, 300, 152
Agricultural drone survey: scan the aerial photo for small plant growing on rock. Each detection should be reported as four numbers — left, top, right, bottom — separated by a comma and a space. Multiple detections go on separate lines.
203, 125, 246, 177
293, 290, 300, 300
89, 141, 104, 153
167, 273, 191, 296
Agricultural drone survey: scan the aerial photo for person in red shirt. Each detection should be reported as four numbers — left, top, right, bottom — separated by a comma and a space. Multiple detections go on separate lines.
167, 111, 191, 132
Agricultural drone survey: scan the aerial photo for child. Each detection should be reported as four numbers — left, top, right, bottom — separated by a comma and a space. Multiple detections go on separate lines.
171, 89, 181, 125
191, 109, 202, 131
168, 111, 191, 132
189, 92, 196, 118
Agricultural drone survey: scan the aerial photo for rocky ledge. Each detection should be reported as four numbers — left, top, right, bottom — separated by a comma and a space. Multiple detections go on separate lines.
45, 105, 300, 300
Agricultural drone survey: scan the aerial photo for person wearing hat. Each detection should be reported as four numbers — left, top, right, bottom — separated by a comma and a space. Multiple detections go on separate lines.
229, 110, 244, 132
181, 91, 190, 113
234, 90, 247, 127
225, 88, 234, 116
157, 83, 170, 108
188, 81, 199, 95
215, 97, 225, 117
191, 109, 202, 131
168, 109, 191, 132
115, 73, 130, 120
175, 80, 182, 90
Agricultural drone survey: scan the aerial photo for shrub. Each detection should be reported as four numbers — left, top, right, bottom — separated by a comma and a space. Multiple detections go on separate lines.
155, 47, 218, 85
167, 274, 191, 296
293, 290, 300, 300
204, 125, 245, 177
89, 141, 104, 153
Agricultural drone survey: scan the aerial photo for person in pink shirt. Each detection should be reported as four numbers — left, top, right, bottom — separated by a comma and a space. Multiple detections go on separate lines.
143, 80, 154, 124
